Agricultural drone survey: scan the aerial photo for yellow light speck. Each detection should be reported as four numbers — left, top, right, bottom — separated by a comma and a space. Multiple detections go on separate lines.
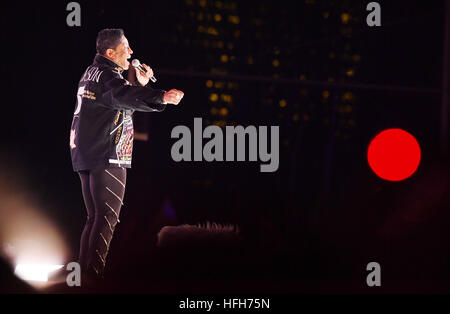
341, 13, 350, 24
207, 27, 219, 36
221, 94, 232, 103
346, 69, 355, 77
210, 93, 219, 102
214, 81, 224, 89
228, 15, 240, 24
219, 107, 228, 116
352, 54, 361, 62
342, 92, 354, 101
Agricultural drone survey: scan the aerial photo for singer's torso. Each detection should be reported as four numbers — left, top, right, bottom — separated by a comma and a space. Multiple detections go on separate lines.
69, 54, 167, 172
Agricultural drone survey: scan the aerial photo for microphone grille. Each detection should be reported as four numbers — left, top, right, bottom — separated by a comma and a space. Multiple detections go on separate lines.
131, 59, 140, 67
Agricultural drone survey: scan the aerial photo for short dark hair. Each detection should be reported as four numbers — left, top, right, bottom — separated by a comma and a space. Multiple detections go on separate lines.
96, 28, 124, 55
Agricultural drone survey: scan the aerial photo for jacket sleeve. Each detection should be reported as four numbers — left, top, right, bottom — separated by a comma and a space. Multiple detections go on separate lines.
98, 70, 167, 112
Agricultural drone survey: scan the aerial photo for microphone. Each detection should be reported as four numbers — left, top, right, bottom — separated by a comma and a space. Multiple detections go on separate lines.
132, 59, 157, 83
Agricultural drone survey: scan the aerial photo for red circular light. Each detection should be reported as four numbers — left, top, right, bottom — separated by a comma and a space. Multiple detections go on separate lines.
367, 129, 421, 181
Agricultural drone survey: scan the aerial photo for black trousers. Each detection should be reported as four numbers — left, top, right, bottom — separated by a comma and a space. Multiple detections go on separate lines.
77, 167, 127, 277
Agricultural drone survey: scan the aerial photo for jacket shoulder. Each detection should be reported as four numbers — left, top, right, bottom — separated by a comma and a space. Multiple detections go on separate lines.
79, 64, 119, 85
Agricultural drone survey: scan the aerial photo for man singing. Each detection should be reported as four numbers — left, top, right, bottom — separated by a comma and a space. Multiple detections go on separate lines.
69, 28, 184, 279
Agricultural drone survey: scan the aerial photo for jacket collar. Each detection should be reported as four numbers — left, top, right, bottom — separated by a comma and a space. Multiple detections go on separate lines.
94, 54, 124, 72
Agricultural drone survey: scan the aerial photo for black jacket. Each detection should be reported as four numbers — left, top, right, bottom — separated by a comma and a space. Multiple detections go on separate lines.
69, 54, 166, 171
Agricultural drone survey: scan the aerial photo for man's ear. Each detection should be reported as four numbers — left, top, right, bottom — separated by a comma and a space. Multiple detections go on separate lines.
105, 48, 115, 59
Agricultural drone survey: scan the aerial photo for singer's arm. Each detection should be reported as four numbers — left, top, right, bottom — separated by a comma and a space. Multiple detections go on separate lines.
132, 65, 184, 105
99, 70, 167, 112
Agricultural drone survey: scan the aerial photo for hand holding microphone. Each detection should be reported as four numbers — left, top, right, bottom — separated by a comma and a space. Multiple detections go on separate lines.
132, 59, 157, 86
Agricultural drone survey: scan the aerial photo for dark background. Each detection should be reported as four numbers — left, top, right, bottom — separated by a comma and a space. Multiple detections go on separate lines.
1, 0, 450, 293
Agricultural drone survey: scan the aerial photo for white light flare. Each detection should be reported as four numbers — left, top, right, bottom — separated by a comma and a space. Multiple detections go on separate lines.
0, 157, 70, 289
14, 264, 64, 282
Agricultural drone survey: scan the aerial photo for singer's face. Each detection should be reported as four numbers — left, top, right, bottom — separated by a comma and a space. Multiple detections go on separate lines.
110, 36, 133, 70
